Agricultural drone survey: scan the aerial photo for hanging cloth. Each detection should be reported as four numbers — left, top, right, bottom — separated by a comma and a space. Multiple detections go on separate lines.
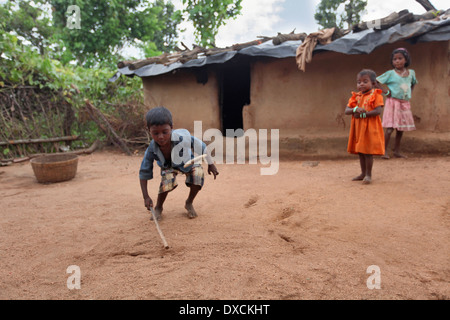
296, 28, 335, 72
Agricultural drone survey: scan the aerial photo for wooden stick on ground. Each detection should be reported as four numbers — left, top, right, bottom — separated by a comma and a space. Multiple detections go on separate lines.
0, 135, 80, 146
84, 100, 132, 156
149, 207, 169, 249
0, 140, 100, 165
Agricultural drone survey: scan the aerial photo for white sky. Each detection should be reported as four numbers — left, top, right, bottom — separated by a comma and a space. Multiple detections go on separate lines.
173, 0, 450, 49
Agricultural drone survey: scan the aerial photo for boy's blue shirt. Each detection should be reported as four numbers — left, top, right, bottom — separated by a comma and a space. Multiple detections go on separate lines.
139, 129, 206, 180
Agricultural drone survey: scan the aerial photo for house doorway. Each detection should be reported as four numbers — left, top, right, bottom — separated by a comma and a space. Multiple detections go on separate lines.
219, 55, 251, 136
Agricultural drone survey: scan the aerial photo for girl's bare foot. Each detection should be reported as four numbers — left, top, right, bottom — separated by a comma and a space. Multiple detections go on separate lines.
394, 153, 407, 158
362, 176, 372, 184
185, 201, 198, 219
381, 154, 390, 159
150, 207, 162, 221
352, 174, 365, 181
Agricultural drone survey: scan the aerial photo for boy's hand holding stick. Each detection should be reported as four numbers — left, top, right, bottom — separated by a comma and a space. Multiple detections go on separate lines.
144, 154, 218, 250
148, 206, 169, 249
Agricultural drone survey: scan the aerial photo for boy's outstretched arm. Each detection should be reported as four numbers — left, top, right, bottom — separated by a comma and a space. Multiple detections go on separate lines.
139, 147, 155, 209
205, 153, 219, 179
140, 179, 153, 209
207, 164, 219, 179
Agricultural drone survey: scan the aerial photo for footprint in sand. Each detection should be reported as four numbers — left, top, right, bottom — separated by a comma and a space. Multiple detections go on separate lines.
244, 195, 259, 208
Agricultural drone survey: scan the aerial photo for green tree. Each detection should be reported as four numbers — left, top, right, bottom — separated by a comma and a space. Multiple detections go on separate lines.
315, 0, 367, 29
0, 1, 54, 56
1, 0, 244, 67
152, 0, 182, 52
182, 0, 243, 48
49, 0, 181, 67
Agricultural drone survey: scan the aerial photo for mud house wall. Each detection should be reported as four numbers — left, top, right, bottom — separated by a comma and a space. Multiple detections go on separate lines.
247, 40, 450, 134
142, 69, 220, 133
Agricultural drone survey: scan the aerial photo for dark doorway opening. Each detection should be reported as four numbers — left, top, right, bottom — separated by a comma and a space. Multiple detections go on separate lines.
219, 55, 251, 136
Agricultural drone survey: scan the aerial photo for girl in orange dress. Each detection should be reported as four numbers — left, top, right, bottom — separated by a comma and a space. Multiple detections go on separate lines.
345, 69, 385, 184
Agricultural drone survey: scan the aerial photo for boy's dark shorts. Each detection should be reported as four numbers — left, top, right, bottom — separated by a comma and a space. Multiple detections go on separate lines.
159, 166, 204, 194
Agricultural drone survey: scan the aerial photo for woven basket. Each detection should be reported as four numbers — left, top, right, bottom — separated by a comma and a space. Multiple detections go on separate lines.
31, 154, 79, 183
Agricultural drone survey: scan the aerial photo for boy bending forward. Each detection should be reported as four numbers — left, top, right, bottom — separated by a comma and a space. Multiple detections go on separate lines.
139, 107, 219, 220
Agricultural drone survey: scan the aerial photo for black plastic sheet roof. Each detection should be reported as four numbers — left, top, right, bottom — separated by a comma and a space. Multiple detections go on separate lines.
117, 17, 450, 78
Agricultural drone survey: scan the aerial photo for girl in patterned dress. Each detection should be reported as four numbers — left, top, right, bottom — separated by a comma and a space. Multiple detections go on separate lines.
376, 48, 418, 159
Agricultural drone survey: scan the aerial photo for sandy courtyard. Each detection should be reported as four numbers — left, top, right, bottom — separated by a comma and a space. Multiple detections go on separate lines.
0, 150, 449, 300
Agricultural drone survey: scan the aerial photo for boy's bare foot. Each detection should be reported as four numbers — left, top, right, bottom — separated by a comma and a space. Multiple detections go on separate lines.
362, 176, 372, 184
393, 153, 407, 159
185, 201, 198, 219
150, 207, 162, 221
381, 154, 390, 159
352, 174, 365, 181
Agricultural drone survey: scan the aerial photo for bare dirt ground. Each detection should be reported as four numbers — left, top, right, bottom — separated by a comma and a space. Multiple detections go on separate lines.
0, 150, 449, 300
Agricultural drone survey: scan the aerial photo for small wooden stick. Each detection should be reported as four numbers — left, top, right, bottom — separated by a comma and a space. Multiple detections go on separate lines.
149, 207, 169, 249
183, 154, 207, 168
